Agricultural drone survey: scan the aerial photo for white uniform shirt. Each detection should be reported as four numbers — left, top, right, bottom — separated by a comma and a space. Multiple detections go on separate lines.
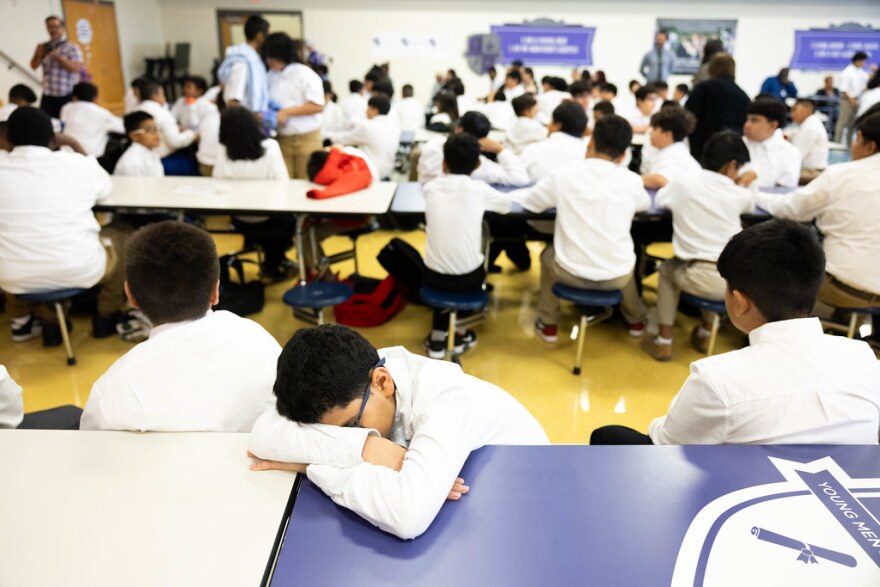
656, 169, 754, 261
510, 158, 651, 280
339, 92, 368, 127
484, 101, 516, 131
122, 88, 139, 114
536, 90, 570, 124
624, 109, 652, 130
322, 100, 347, 134
756, 152, 880, 294
82, 310, 280, 432
742, 130, 801, 188
114, 142, 164, 177
59, 100, 124, 157
856, 87, 880, 118
195, 102, 221, 167
649, 318, 880, 445
787, 113, 829, 170
519, 132, 588, 183
0, 146, 110, 293
268, 63, 325, 136
418, 136, 530, 186
212, 139, 289, 180
424, 174, 512, 274
329, 115, 400, 179
396, 97, 425, 132
138, 99, 196, 158
840, 63, 869, 99
169, 96, 213, 131
249, 346, 549, 539
645, 141, 701, 183
504, 117, 547, 155
0, 366, 23, 429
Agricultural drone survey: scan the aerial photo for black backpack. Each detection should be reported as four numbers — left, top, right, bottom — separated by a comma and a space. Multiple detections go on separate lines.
214, 253, 266, 317
377, 237, 426, 303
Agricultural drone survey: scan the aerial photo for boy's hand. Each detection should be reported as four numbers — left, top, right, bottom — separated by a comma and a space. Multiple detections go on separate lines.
478, 137, 504, 154
447, 477, 470, 501
362, 436, 407, 471
247, 451, 308, 474
276, 110, 289, 126
737, 170, 758, 188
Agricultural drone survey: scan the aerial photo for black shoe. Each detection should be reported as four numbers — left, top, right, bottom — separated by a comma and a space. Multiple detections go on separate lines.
488, 264, 503, 274
455, 329, 477, 350
42, 323, 63, 347
92, 313, 122, 339
12, 315, 42, 342
424, 335, 465, 359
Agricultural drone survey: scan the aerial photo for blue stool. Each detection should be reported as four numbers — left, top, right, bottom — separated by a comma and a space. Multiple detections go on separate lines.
680, 293, 727, 356
552, 285, 622, 375
283, 282, 353, 325
17, 288, 86, 366
419, 287, 489, 362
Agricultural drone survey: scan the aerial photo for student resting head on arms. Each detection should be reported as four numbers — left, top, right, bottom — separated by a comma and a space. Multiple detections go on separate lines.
114, 111, 163, 177
248, 324, 548, 539
738, 98, 801, 189
641, 105, 700, 188
593, 218, 880, 445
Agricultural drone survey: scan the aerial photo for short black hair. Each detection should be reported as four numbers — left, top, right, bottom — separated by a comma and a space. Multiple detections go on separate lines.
274, 324, 380, 424
125, 221, 221, 325
368, 94, 391, 115
123, 111, 154, 134
650, 81, 669, 92
182, 75, 208, 94
262, 32, 300, 65
629, 79, 641, 91
506, 70, 522, 83
548, 77, 568, 92
592, 114, 632, 159
852, 51, 869, 63
593, 100, 615, 116
650, 106, 696, 142
717, 219, 825, 322
7, 107, 53, 147
443, 133, 481, 175
72, 82, 98, 102
9, 84, 37, 104
675, 83, 689, 95
600, 83, 617, 96
512, 93, 537, 117
635, 85, 655, 102
747, 98, 787, 128
552, 101, 587, 138
855, 112, 880, 149
219, 106, 266, 161
372, 78, 394, 98
140, 80, 162, 101
701, 130, 750, 172
794, 98, 816, 112
307, 150, 330, 181
244, 15, 270, 41
45, 15, 63, 25
458, 111, 491, 139
322, 79, 334, 95
569, 80, 592, 98
349, 79, 363, 93
402, 84, 414, 98
511, 60, 524, 68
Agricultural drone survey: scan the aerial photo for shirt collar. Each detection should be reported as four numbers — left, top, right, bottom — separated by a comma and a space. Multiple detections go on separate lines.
378, 346, 415, 444
748, 317, 823, 346
10, 145, 52, 158
147, 310, 211, 339
699, 168, 737, 187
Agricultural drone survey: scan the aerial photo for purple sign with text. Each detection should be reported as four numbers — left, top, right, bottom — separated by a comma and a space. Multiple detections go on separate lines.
490, 25, 595, 66
791, 30, 880, 70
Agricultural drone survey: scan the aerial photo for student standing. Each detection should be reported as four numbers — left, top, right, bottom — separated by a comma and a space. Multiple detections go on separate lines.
29, 15, 82, 117
834, 51, 870, 144
59, 83, 124, 158
787, 98, 829, 183
739, 99, 801, 189
686, 53, 750, 160
218, 15, 270, 113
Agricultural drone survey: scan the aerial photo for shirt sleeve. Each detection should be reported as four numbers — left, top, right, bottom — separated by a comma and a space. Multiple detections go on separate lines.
479, 182, 513, 214
158, 112, 196, 150
223, 62, 248, 105
103, 109, 125, 135
0, 366, 23, 429
648, 364, 729, 444
80, 376, 142, 431
478, 150, 530, 186
755, 169, 832, 221
303, 69, 326, 106
265, 141, 291, 180
508, 175, 558, 213
89, 156, 113, 202
654, 181, 676, 210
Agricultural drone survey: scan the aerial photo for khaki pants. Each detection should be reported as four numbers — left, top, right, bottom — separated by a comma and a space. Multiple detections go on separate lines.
277, 129, 322, 179
834, 98, 857, 144
537, 245, 646, 325
199, 164, 214, 177
799, 167, 823, 185
656, 258, 726, 326
817, 273, 880, 310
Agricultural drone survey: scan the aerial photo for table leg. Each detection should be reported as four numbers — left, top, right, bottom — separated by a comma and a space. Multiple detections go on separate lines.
295, 214, 308, 285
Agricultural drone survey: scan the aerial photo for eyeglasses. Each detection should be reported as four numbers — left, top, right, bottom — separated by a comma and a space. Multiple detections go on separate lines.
350, 357, 385, 428
130, 126, 159, 135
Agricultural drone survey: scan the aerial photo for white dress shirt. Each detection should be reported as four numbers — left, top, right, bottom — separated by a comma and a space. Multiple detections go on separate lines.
114, 142, 164, 177
138, 99, 196, 158
624, 109, 652, 131
169, 96, 213, 131
0, 146, 110, 293
656, 169, 755, 261
59, 101, 124, 157
249, 346, 548, 539
0, 103, 17, 122
484, 101, 516, 131
840, 63, 869, 99
424, 174, 512, 275
122, 88, 139, 114
322, 100, 346, 134
756, 152, 880, 294
509, 158, 651, 280
339, 92, 368, 127
644, 141, 701, 182
82, 310, 280, 432
504, 117, 547, 155
787, 113, 829, 170
329, 115, 400, 179
649, 318, 880, 444
0, 366, 23, 429
418, 136, 530, 186
536, 90, 570, 124
268, 63, 325, 136
856, 87, 880, 118
396, 97, 425, 132
742, 130, 802, 188
212, 139, 289, 180
195, 102, 221, 167
519, 131, 588, 182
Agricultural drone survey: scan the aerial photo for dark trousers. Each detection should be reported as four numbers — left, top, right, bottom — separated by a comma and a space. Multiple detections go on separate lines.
18, 405, 82, 430
425, 265, 485, 331
232, 217, 297, 272
40, 94, 72, 119
590, 425, 653, 445
486, 215, 532, 270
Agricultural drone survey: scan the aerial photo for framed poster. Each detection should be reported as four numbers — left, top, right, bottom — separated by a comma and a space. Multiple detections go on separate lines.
657, 18, 738, 74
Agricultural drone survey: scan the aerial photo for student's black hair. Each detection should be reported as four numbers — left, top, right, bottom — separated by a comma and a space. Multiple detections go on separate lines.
856, 103, 880, 126
458, 111, 491, 139
661, 100, 680, 110
552, 101, 587, 138
372, 79, 395, 98
675, 83, 689, 96
568, 80, 591, 98
7, 107, 53, 147
349, 79, 363, 93
447, 69, 457, 79
747, 98, 787, 128
140, 80, 162, 101
274, 324, 380, 424
549, 77, 568, 92
492, 88, 507, 102
307, 150, 330, 181
635, 85, 655, 102
650, 106, 696, 142
794, 98, 816, 112
600, 83, 617, 96
123, 111, 154, 134
628, 79, 641, 91
541, 75, 552, 86
717, 219, 825, 322
9, 84, 37, 104
434, 92, 459, 121
402, 84, 414, 98
592, 100, 615, 116
219, 106, 266, 161
368, 94, 391, 115
130, 77, 151, 96
322, 79, 333, 95
855, 112, 880, 149
125, 221, 220, 325
443, 133, 481, 175
506, 69, 522, 83
852, 51, 869, 63
448, 78, 465, 96
701, 130, 750, 172
511, 60, 524, 68
592, 114, 632, 159
262, 32, 302, 65
182, 75, 208, 94
524, 67, 535, 78
867, 70, 880, 91
512, 93, 537, 117
72, 82, 98, 102
650, 81, 669, 92
365, 68, 383, 84
244, 15, 270, 41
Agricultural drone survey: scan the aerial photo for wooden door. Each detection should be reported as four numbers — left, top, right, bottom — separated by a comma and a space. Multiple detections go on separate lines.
62, 0, 125, 114
217, 11, 303, 56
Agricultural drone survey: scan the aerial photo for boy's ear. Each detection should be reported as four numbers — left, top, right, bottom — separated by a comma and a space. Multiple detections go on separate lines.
209, 279, 220, 306
730, 289, 752, 317
374, 367, 395, 398
441, 160, 449, 174
123, 282, 139, 310
474, 158, 482, 170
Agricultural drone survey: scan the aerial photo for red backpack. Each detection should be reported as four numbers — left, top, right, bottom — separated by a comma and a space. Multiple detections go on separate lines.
334, 275, 406, 327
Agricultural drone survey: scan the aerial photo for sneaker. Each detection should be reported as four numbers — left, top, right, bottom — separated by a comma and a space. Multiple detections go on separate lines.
11, 316, 42, 342
456, 329, 477, 350
534, 319, 558, 344
628, 321, 646, 338
690, 326, 710, 354
641, 337, 672, 362
423, 335, 465, 359
92, 312, 122, 339
117, 310, 152, 342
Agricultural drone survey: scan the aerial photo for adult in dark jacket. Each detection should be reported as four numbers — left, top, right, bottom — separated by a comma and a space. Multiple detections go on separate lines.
686, 53, 751, 160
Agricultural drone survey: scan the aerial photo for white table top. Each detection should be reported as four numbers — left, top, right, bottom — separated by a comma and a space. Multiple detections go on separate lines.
97, 176, 398, 216
0, 430, 296, 587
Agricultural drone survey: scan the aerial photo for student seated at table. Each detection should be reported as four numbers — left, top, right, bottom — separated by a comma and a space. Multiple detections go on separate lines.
169, 76, 210, 131
650, 81, 670, 103
137, 80, 198, 160
396, 84, 424, 133
756, 112, 880, 315
327, 94, 399, 179
592, 219, 880, 445
321, 81, 346, 136
508, 115, 651, 342
641, 106, 700, 189
81, 221, 280, 431
247, 324, 549, 539
505, 94, 546, 155
674, 84, 689, 106
114, 112, 164, 177
786, 98, 829, 184
641, 131, 754, 362
592, 99, 614, 123
519, 100, 588, 182
0, 84, 37, 121
58, 83, 124, 158
624, 86, 658, 134
567, 80, 592, 122
537, 76, 569, 125
339, 79, 368, 128
737, 99, 800, 189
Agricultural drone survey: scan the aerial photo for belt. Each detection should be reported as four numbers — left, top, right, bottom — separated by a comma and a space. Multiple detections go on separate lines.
829, 274, 880, 304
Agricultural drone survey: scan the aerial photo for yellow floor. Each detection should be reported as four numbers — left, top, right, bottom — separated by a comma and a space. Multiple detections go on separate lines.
0, 226, 748, 443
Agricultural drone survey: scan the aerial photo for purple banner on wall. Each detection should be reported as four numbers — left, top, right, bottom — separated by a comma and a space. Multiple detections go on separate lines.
489, 25, 595, 66
790, 30, 880, 70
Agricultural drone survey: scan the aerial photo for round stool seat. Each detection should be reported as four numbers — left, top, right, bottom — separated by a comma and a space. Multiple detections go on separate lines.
419, 287, 489, 311
552, 284, 622, 307
283, 282, 353, 309
17, 288, 87, 303
680, 293, 726, 315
